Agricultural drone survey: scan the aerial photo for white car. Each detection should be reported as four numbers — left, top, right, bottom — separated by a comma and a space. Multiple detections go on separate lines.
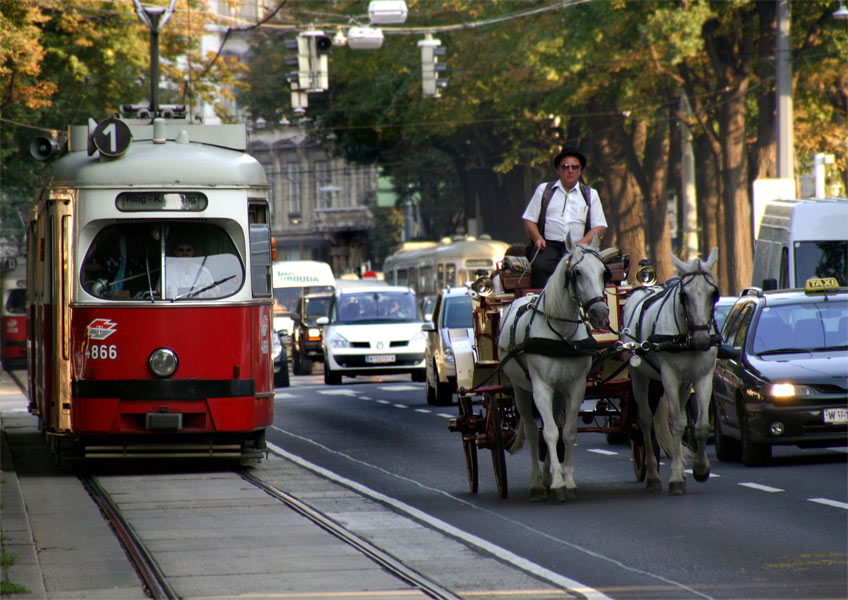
319, 285, 426, 385
421, 287, 474, 405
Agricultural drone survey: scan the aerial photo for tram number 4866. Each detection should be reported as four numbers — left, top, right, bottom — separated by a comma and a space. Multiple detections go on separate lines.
88, 344, 118, 360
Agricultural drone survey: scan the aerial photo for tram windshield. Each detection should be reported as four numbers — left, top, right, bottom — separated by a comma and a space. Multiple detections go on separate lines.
81, 222, 243, 301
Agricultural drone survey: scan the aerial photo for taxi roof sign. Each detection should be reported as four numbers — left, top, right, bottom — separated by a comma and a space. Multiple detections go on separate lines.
804, 277, 840, 293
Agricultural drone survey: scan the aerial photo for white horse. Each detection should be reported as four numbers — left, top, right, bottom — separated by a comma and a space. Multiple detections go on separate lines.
620, 249, 719, 495
498, 234, 610, 502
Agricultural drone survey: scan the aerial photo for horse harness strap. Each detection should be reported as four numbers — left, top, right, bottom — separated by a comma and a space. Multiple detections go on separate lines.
536, 181, 592, 240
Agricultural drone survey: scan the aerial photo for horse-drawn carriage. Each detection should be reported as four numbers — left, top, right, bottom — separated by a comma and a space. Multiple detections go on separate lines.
447, 236, 719, 500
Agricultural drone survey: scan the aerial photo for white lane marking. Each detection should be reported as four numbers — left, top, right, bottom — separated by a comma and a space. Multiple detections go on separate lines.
266, 438, 614, 600
415, 409, 432, 414
269, 429, 714, 600
361, 396, 373, 400
318, 389, 359, 396
436, 413, 453, 419
376, 400, 391, 405
393, 404, 409, 409
275, 393, 297, 399
739, 482, 784, 493
587, 449, 618, 456
808, 498, 848, 510
379, 385, 421, 391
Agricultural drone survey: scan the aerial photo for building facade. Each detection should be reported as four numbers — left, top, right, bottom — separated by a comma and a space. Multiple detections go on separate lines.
248, 126, 379, 276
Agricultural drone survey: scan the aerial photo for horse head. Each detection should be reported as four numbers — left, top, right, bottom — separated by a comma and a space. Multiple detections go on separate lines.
671, 248, 719, 351
548, 233, 610, 330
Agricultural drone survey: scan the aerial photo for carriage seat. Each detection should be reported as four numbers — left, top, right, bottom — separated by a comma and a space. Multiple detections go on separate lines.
599, 247, 630, 284
498, 255, 533, 292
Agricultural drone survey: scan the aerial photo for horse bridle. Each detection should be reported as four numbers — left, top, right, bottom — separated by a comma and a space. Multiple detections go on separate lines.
676, 270, 720, 339
563, 247, 610, 318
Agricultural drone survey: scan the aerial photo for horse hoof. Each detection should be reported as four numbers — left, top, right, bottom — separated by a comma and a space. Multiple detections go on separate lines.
693, 466, 710, 482
645, 477, 662, 492
552, 487, 576, 503
529, 488, 548, 502
669, 481, 687, 495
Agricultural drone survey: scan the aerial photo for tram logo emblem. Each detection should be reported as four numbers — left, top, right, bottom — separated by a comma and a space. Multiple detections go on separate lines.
87, 318, 118, 340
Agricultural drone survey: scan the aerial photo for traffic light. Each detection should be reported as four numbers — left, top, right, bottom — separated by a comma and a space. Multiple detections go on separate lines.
284, 31, 331, 94
418, 34, 447, 98
284, 36, 311, 91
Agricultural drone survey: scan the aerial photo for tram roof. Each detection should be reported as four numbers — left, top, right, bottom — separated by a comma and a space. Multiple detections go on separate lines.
44, 126, 268, 189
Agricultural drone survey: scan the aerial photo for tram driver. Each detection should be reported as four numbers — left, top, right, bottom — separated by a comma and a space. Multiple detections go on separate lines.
522, 147, 607, 288
164, 240, 217, 299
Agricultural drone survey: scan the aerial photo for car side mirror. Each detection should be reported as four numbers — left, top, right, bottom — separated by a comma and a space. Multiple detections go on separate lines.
291, 312, 302, 322
717, 343, 741, 361
421, 321, 435, 332
315, 316, 329, 326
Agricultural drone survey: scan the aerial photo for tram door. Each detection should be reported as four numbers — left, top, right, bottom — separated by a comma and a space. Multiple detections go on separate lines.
28, 196, 74, 432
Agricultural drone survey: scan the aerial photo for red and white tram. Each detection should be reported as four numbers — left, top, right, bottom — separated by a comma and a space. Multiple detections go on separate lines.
1, 261, 27, 370
26, 109, 275, 466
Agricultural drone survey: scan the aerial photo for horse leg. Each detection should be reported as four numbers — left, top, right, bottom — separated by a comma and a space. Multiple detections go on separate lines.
515, 389, 547, 501
691, 372, 713, 483
531, 383, 567, 498
632, 370, 661, 491
555, 383, 586, 503
659, 369, 688, 495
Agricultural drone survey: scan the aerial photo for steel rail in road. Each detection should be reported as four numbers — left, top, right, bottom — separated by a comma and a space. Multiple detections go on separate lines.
80, 474, 179, 600
241, 470, 463, 600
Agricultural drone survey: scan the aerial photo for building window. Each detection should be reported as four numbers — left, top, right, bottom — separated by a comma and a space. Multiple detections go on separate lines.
316, 162, 333, 209
288, 164, 302, 215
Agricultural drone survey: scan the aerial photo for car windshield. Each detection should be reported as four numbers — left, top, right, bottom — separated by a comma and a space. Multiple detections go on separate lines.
304, 296, 331, 319
335, 291, 419, 324
752, 298, 848, 355
442, 296, 473, 329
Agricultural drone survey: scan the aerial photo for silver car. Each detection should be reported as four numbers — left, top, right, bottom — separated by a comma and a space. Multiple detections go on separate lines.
422, 287, 474, 406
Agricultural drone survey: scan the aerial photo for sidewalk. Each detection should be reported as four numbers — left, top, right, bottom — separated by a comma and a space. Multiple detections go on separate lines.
0, 370, 146, 599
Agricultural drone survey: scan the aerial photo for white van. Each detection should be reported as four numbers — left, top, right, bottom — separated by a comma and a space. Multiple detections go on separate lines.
272, 261, 335, 335
751, 197, 847, 290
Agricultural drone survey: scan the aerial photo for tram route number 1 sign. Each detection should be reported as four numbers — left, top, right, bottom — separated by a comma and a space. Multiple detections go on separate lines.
91, 118, 133, 158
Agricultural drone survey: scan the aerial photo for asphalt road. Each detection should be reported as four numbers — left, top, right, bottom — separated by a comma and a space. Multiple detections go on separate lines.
270, 371, 848, 600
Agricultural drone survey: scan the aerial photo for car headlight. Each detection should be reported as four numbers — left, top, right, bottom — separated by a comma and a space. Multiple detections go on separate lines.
271, 333, 283, 361
768, 382, 814, 399
329, 332, 351, 349
148, 348, 178, 378
307, 327, 322, 340
444, 346, 455, 363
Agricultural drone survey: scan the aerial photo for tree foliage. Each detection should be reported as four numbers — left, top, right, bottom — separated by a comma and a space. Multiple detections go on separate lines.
238, 0, 845, 293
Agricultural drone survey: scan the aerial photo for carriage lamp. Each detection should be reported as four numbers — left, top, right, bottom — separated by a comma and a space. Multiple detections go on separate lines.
149, 348, 178, 378
636, 259, 657, 286
472, 274, 494, 297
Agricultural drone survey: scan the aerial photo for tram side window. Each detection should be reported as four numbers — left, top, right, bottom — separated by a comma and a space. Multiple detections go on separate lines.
248, 202, 273, 298
81, 222, 244, 301
5, 289, 26, 314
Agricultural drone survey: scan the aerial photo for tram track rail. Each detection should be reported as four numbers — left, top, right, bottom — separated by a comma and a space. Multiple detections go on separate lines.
79, 474, 179, 600
240, 471, 462, 600
80, 469, 461, 600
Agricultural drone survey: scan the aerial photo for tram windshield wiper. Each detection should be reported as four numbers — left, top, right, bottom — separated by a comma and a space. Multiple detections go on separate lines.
173, 275, 236, 300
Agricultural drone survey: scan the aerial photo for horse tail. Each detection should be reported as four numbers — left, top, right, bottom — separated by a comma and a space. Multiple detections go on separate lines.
508, 417, 525, 454
652, 395, 695, 463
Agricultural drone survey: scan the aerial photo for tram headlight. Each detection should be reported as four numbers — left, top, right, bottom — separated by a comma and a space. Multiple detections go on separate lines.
148, 348, 179, 378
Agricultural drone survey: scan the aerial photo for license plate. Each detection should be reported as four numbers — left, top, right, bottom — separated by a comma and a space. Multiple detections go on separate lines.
366, 354, 395, 364
823, 408, 848, 424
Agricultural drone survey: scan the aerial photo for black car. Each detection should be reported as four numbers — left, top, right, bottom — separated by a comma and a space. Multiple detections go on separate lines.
291, 290, 333, 375
713, 278, 848, 465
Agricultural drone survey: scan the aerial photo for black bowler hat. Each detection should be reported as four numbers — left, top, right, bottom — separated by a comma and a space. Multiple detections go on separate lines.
553, 147, 587, 170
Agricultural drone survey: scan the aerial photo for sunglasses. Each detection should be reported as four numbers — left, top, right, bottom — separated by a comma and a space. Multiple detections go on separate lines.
559, 164, 582, 172
176, 246, 194, 254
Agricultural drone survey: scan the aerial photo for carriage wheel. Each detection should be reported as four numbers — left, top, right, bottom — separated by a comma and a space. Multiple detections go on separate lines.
488, 393, 508, 499
458, 395, 478, 493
